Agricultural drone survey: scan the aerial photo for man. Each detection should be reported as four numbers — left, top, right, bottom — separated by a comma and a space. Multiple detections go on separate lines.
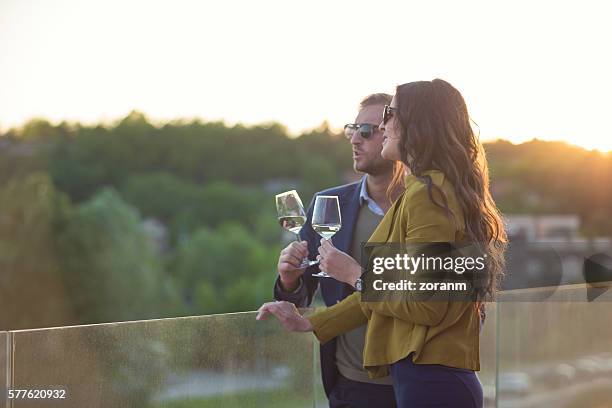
273, 93, 400, 408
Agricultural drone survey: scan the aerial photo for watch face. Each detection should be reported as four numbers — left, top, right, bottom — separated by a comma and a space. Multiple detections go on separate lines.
355, 279, 362, 291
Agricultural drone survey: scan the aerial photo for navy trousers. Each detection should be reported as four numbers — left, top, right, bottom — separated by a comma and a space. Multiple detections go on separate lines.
328, 374, 397, 408
389, 354, 483, 408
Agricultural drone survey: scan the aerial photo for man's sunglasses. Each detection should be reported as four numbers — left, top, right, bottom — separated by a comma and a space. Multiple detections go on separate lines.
344, 123, 379, 139
382, 105, 396, 125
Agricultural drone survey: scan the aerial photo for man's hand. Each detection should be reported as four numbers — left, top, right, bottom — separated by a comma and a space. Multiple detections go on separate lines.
278, 241, 309, 292
256, 301, 313, 332
317, 238, 361, 287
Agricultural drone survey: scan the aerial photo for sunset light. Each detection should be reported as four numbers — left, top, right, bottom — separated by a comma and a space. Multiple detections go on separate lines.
1, 0, 611, 151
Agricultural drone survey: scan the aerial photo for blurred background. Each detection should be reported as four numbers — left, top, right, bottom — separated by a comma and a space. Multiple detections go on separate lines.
1, 112, 610, 332
0, 0, 610, 332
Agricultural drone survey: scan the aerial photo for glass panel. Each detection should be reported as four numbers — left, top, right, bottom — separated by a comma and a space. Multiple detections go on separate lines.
308, 304, 498, 408
480, 302, 497, 407
312, 343, 327, 408
9, 312, 315, 408
14, 282, 609, 408
497, 284, 612, 407
1, 331, 7, 408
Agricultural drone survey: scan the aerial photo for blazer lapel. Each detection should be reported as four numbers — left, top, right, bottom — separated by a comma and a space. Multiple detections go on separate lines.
332, 182, 361, 254
332, 182, 362, 299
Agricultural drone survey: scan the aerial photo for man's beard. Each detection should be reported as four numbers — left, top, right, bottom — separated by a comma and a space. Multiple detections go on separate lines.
354, 158, 393, 176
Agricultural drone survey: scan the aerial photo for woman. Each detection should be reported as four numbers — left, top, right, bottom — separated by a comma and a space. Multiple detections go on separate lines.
257, 79, 506, 407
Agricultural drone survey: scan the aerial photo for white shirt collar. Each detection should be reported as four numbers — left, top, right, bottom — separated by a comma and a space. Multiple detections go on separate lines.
359, 176, 385, 216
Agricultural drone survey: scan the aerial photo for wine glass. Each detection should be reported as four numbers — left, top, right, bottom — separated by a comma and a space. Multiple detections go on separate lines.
275, 190, 318, 268
311, 195, 342, 278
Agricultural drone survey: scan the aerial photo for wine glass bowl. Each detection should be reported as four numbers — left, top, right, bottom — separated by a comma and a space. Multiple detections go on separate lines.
311, 195, 342, 278
275, 190, 317, 268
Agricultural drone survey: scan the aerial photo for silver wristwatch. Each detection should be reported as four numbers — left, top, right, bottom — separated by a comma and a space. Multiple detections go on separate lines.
354, 278, 363, 292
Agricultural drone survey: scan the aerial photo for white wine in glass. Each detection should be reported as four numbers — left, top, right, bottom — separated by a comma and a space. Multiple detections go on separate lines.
311, 195, 342, 278
312, 223, 341, 240
275, 190, 318, 268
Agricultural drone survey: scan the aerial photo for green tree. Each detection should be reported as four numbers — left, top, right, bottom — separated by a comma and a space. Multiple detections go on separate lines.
119, 172, 204, 222
172, 223, 278, 315
0, 173, 74, 330
57, 188, 182, 324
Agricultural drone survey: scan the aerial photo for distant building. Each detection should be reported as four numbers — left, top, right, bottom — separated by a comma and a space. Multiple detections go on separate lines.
142, 218, 169, 254
503, 214, 612, 288
505, 214, 581, 241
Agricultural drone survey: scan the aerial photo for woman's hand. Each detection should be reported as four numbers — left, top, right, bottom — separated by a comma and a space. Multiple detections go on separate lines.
256, 301, 313, 332
317, 238, 362, 287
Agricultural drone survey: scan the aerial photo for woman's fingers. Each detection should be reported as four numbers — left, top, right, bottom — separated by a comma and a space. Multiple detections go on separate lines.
317, 253, 329, 270
256, 301, 287, 320
318, 240, 338, 272
255, 301, 312, 332
320, 238, 335, 248
256, 302, 276, 320
256, 310, 268, 320
256, 301, 293, 321
267, 302, 294, 320
318, 239, 337, 258
273, 302, 309, 332
318, 242, 331, 257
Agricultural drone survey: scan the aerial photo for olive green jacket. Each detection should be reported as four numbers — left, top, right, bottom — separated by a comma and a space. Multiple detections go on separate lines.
307, 170, 481, 378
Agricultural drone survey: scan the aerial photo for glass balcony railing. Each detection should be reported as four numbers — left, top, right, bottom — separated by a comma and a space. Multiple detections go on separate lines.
1, 312, 321, 408
1, 282, 611, 407
495, 282, 612, 408
1, 331, 7, 406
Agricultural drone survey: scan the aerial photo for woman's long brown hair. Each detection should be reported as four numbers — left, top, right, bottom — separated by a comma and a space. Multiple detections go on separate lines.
388, 79, 507, 306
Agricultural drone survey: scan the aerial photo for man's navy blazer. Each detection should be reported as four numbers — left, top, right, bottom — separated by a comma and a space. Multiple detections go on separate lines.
273, 180, 365, 397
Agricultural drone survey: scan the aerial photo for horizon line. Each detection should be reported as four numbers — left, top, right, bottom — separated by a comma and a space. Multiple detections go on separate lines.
1, 110, 610, 154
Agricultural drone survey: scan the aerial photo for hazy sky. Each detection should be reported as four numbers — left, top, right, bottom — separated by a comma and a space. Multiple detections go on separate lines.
1, 0, 611, 150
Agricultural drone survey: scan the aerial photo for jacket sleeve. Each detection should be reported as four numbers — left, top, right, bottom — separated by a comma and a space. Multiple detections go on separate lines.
273, 276, 310, 307
273, 194, 321, 306
306, 292, 369, 344
362, 183, 459, 326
